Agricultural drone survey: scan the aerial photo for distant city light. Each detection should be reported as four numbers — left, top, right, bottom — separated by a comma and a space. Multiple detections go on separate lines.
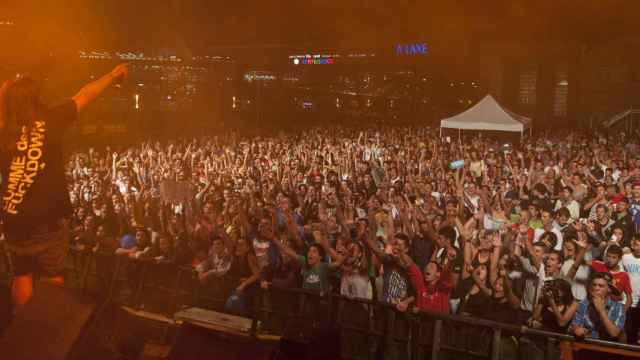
244, 71, 276, 82
78, 50, 233, 63
346, 53, 375, 58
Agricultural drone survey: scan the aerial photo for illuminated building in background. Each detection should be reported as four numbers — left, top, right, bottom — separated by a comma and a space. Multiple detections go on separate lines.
280, 46, 445, 122
518, 66, 537, 107
553, 64, 568, 118
77, 49, 235, 112
78, 50, 233, 64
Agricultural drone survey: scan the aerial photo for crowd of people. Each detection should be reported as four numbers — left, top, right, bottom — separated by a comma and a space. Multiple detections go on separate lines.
64, 125, 640, 352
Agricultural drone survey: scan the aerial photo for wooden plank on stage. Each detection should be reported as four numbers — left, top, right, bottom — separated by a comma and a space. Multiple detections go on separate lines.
121, 306, 176, 325
174, 307, 253, 337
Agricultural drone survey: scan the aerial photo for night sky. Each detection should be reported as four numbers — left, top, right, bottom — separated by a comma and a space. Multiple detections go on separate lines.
2, 0, 637, 55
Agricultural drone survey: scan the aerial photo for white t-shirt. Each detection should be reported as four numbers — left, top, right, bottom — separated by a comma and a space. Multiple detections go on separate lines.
363, 148, 372, 161
340, 273, 373, 300
553, 199, 580, 220
253, 238, 271, 270
469, 160, 484, 178
560, 259, 590, 301
622, 253, 640, 308
115, 179, 128, 195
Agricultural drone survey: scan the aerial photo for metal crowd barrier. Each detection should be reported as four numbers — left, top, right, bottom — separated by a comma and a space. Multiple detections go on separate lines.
254, 287, 640, 360
62, 249, 205, 315
2, 247, 640, 360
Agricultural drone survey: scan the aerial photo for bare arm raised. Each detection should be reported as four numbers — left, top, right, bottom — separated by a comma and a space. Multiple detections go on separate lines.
73, 64, 129, 112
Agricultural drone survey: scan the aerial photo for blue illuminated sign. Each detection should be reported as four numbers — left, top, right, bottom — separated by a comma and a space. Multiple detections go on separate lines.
396, 43, 428, 56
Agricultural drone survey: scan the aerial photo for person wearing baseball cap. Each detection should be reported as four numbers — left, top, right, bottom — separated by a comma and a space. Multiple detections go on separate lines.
588, 244, 633, 310
571, 272, 626, 341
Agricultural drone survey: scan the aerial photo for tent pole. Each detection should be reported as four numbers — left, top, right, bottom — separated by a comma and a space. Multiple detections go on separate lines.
440, 126, 442, 139
458, 128, 461, 141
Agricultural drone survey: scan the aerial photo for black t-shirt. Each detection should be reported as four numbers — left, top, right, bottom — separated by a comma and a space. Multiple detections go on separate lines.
410, 234, 434, 271
540, 301, 571, 333
1, 100, 77, 239
484, 298, 519, 324
461, 290, 493, 317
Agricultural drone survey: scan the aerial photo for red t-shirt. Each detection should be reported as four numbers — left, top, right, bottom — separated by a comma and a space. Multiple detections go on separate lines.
408, 263, 452, 314
591, 260, 632, 302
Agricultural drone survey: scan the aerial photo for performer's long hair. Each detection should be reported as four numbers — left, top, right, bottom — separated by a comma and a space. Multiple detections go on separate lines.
0, 77, 46, 154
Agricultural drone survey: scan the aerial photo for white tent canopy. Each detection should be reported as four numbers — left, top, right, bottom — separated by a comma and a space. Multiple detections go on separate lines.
440, 95, 532, 133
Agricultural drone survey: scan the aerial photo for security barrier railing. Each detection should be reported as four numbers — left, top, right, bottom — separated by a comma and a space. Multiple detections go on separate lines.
3, 247, 640, 360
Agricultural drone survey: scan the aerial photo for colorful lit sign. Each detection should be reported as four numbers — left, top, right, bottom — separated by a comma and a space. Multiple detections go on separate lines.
293, 58, 335, 65
290, 54, 337, 65
396, 43, 428, 56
